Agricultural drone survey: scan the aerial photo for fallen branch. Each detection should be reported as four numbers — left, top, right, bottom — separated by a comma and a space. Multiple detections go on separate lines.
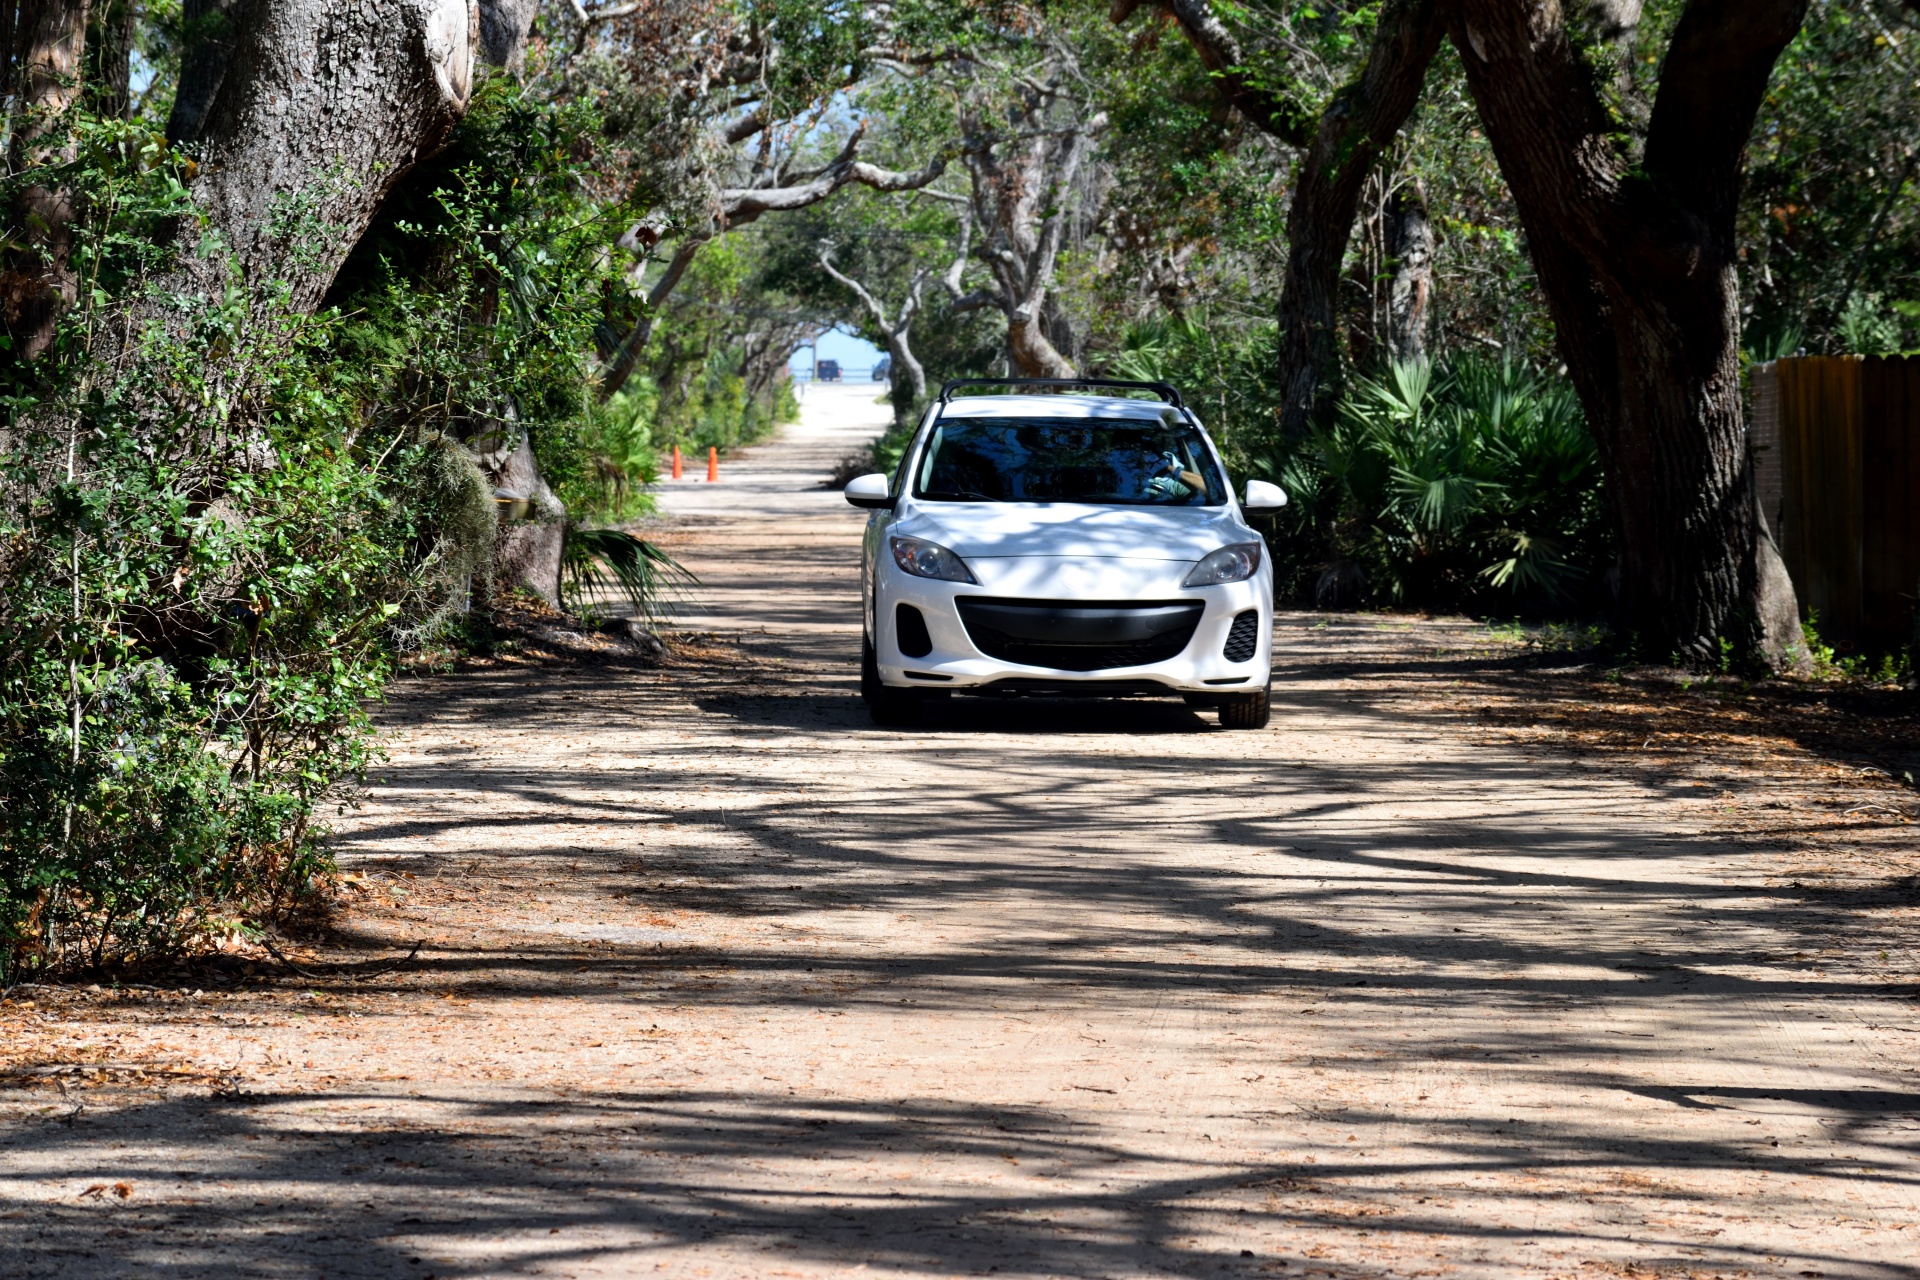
259, 935, 321, 980
259, 936, 425, 981
355, 941, 426, 980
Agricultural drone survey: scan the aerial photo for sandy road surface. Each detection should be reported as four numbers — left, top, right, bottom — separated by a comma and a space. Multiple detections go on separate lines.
3, 381, 1918, 1279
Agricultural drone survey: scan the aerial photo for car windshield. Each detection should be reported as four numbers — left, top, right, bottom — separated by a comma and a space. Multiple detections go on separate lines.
914, 415, 1227, 506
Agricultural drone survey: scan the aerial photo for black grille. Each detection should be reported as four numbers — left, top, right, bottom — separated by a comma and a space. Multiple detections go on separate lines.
956, 598, 1202, 672
895, 603, 933, 658
1223, 610, 1261, 662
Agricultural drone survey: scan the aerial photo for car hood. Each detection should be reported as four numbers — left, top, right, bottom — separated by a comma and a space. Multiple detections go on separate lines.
893, 501, 1249, 562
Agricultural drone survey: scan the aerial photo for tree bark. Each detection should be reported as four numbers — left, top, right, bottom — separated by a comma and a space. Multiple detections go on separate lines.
1448, 0, 1807, 665
477, 0, 538, 72
162, 0, 479, 314
2, 0, 91, 361
85, 0, 131, 117
167, 0, 244, 144
1384, 180, 1432, 364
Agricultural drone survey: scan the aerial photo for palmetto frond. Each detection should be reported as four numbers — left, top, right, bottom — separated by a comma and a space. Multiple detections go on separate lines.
560, 527, 697, 622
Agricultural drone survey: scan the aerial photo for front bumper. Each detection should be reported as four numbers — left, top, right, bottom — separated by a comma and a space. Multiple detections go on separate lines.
873, 567, 1271, 693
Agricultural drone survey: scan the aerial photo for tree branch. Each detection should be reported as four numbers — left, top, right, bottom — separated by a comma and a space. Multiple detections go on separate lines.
818, 242, 893, 331
1017, 113, 1104, 318
723, 108, 769, 146
1110, 0, 1315, 146
646, 240, 703, 310
720, 144, 947, 227
941, 216, 975, 301
1273, 0, 1447, 436
599, 130, 944, 401
1643, 0, 1810, 224
596, 241, 706, 403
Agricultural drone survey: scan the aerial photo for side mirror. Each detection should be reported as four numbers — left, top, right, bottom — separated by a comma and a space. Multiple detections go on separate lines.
1243, 479, 1288, 512
844, 473, 895, 510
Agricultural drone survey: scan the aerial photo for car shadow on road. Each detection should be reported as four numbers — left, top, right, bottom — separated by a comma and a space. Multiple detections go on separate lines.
698, 686, 1223, 735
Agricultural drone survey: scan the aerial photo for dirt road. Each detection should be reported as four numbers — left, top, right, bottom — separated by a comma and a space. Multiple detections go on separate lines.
3, 382, 1917, 1279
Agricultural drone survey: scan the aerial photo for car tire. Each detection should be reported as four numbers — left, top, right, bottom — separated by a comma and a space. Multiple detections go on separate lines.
861, 634, 922, 726
1217, 683, 1270, 730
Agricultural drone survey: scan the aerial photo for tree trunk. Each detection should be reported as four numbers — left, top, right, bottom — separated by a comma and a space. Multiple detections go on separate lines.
1272, 0, 1445, 437
817, 245, 928, 429
959, 63, 1102, 381
1384, 181, 1432, 364
1129, 0, 1445, 434
476, 0, 537, 72
886, 328, 927, 422
1005, 314, 1075, 380
1447, 0, 1806, 666
2, 0, 90, 362
163, 0, 479, 312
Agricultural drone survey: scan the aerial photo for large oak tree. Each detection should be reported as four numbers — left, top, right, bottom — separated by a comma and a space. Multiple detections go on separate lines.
1124, 0, 1809, 666
1447, 0, 1805, 664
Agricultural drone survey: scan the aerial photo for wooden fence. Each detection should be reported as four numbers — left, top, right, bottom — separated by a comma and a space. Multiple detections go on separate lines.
1750, 355, 1920, 651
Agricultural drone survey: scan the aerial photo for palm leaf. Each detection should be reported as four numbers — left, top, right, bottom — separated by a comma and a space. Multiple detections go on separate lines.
561, 527, 697, 622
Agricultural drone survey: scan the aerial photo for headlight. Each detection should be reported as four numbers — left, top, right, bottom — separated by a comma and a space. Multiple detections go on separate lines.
890, 535, 977, 583
1182, 542, 1262, 586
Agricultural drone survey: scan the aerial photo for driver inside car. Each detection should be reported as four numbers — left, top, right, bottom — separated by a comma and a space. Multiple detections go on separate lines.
1145, 449, 1207, 501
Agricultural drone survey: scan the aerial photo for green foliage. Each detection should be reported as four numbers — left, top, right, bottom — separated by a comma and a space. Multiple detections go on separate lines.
642, 235, 809, 452
584, 383, 663, 520
1271, 356, 1610, 612
1095, 312, 1281, 466
0, 80, 646, 978
1742, 0, 1920, 351
1799, 612, 1917, 684
0, 116, 455, 978
1834, 292, 1915, 356
329, 80, 631, 519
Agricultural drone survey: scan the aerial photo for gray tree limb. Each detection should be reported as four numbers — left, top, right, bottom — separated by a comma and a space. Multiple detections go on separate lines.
596, 126, 947, 401
1109, 0, 1314, 145
818, 243, 928, 423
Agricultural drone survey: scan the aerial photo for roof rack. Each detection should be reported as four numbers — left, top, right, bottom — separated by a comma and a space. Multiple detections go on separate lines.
936, 377, 1184, 408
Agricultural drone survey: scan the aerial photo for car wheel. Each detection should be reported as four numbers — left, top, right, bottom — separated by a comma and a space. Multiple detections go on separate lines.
1217, 683, 1270, 730
861, 634, 922, 726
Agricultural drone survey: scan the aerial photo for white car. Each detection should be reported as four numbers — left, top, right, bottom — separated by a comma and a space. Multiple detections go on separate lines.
844, 378, 1285, 728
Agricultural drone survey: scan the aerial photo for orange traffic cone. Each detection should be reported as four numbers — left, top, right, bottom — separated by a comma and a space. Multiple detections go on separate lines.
706, 446, 719, 482
671, 444, 683, 480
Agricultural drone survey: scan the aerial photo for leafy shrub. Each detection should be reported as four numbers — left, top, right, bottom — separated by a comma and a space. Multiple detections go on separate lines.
328, 81, 631, 522
0, 87, 628, 979
1270, 357, 1610, 613
585, 383, 663, 520
0, 120, 427, 977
